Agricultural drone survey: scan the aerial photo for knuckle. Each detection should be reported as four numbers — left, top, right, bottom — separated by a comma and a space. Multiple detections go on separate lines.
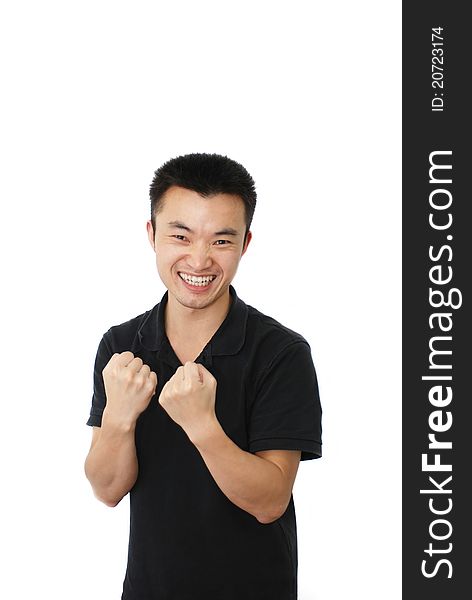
103, 354, 118, 372
124, 370, 134, 383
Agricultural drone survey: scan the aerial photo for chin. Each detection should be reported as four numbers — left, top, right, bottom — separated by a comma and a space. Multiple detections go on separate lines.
176, 293, 216, 310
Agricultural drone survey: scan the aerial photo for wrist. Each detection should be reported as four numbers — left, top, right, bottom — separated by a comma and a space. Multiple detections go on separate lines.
102, 407, 137, 434
187, 414, 222, 448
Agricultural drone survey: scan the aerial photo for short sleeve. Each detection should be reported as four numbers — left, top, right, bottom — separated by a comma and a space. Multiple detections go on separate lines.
86, 332, 113, 427
248, 341, 322, 460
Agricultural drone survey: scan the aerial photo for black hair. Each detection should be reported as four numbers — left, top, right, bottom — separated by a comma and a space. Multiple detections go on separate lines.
149, 153, 257, 244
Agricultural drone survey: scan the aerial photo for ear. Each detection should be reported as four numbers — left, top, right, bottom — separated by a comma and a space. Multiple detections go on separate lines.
241, 230, 252, 257
146, 220, 156, 251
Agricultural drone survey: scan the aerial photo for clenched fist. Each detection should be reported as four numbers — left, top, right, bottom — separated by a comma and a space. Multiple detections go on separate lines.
102, 351, 158, 425
158, 361, 217, 442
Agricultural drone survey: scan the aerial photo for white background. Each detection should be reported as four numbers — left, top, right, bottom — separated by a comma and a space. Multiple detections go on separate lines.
0, 1, 401, 598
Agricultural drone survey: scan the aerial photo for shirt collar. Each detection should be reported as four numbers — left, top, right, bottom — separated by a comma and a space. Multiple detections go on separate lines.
137, 284, 248, 357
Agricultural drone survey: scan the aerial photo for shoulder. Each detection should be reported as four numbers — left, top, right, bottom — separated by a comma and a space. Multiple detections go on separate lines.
244, 302, 311, 369
246, 302, 309, 346
101, 306, 156, 353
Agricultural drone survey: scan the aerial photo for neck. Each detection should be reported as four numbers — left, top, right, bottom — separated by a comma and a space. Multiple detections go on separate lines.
164, 288, 232, 343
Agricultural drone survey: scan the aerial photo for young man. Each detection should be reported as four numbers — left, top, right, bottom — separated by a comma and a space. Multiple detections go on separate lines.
84, 153, 322, 600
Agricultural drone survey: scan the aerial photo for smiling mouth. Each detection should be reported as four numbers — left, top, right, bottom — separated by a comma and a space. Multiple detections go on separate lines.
178, 272, 217, 287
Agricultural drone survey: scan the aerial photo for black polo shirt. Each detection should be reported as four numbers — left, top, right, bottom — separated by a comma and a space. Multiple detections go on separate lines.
87, 284, 322, 600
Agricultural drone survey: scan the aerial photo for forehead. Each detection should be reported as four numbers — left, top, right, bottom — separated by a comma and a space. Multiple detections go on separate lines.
157, 186, 246, 227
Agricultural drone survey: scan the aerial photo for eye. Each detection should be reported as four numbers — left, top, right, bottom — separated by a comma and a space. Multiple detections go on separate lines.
214, 240, 230, 245
172, 235, 188, 241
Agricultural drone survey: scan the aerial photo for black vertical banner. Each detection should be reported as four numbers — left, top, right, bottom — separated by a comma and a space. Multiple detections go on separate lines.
403, 2, 471, 598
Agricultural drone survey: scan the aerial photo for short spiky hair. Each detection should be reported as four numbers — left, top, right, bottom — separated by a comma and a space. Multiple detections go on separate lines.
149, 153, 257, 243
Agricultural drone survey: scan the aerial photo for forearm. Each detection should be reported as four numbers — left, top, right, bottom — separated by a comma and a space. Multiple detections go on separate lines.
190, 418, 289, 524
84, 409, 138, 507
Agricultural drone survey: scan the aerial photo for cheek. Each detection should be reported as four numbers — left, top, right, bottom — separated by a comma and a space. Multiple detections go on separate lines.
218, 251, 241, 273
155, 244, 181, 265
155, 253, 176, 281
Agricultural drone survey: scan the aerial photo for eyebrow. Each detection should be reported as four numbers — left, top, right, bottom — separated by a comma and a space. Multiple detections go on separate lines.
167, 220, 240, 236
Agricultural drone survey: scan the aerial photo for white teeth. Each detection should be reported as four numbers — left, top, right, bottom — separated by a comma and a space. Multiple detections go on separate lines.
179, 273, 216, 286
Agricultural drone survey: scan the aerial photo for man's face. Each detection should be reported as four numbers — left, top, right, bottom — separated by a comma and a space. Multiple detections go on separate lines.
147, 186, 252, 311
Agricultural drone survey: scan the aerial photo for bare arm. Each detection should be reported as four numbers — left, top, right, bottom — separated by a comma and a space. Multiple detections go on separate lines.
84, 351, 157, 507
158, 361, 301, 523
192, 419, 301, 523
84, 413, 138, 507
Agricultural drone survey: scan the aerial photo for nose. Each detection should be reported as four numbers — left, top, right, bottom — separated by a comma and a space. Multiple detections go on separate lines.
187, 241, 212, 272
